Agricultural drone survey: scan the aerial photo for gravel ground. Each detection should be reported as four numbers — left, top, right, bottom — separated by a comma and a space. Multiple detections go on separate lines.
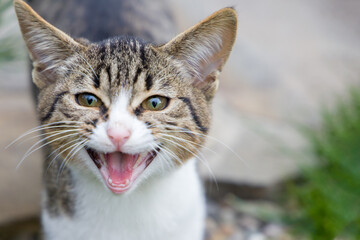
0, 194, 293, 240
205, 195, 293, 240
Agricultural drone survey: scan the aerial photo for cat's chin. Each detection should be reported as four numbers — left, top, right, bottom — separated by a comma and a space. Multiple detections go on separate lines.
86, 148, 157, 194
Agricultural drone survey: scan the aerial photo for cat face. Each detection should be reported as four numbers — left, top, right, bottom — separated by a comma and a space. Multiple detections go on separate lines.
14, 0, 237, 194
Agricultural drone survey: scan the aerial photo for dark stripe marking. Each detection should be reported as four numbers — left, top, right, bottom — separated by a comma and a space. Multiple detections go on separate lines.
178, 97, 208, 133
161, 82, 170, 89
64, 68, 73, 77
106, 65, 111, 85
139, 44, 147, 67
75, 76, 84, 83
41, 91, 68, 122
145, 74, 153, 91
94, 63, 106, 88
116, 65, 122, 84
85, 119, 98, 127
168, 111, 186, 119
144, 121, 152, 127
60, 110, 72, 119
183, 125, 195, 138
165, 121, 177, 126
134, 106, 144, 116
99, 45, 106, 61
133, 68, 142, 84
93, 76, 100, 89
99, 105, 108, 116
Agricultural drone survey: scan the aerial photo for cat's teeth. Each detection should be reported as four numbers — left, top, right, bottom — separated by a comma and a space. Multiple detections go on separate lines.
121, 179, 130, 187
100, 153, 106, 166
133, 154, 143, 169
108, 178, 130, 187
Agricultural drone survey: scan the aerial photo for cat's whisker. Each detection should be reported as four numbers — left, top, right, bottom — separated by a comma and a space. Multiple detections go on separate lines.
6, 121, 82, 149
73, 50, 99, 81
71, 70, 94, 83
82, 115, 96, 125
149, 124, 206, 139
47, 129, 91, 160
16, 132, 81, 170
157, 133, 218, 156
154, 145, 176, 171
152, 147, 166, 172
193, 148, 219, 190
159, 127, 246, 166
150, 124, 220, 183
159, 136, 199, 160
72, 64, 98, 84
153, 67, 168, 79
57, 139, 88, 181
45, 138, 87, 175
13, 129, 80, 147
20, 129, 81, 159
57, 140, 85, 177
159, 136, 218, 186
157, 145, 183, 166
76, 64, 93, 77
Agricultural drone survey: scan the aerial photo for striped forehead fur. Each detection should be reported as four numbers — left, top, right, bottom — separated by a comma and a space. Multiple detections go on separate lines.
15, 0, 237, 168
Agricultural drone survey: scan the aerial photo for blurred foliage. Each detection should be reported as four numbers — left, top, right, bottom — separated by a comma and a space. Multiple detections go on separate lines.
0, 0, 20, 63
286, 88, 360, 239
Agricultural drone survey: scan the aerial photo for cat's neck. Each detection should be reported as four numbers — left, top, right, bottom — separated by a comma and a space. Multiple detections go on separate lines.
42, 159, 205, 240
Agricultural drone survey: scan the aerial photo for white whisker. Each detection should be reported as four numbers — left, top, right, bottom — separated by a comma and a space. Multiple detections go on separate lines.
159, 136, 217, 186
74, 50, 99, 81
16, 132, 80, 170
6, 121, 81, 149
57, 139, 88, 181
45, 138, 86, 175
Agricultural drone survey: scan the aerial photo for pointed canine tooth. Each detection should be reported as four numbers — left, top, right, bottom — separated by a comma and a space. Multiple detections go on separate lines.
133, 154, 142, 169
100, 154, 106, 164
108, 178, 112, 184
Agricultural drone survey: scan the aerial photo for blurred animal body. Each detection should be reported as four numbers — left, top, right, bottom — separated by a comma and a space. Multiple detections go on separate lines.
14, 0, 237, 239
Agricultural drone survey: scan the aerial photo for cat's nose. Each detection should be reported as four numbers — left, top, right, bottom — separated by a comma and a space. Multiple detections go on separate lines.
107, 126, 131, 150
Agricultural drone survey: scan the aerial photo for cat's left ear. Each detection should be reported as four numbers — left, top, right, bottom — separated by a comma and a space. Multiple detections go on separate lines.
158, 8, 237, 99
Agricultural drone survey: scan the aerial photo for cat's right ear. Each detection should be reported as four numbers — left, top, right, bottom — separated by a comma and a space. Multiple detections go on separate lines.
14, 0, 85, 88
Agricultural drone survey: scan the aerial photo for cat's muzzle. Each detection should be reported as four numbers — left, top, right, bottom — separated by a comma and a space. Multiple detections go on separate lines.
86, 148, 157, 194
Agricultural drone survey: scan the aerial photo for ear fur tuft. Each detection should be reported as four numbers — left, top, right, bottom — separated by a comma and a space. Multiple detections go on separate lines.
14, 0, 85, 88
159, 8, 237, 98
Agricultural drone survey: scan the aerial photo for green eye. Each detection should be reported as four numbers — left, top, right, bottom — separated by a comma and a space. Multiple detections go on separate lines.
77, 93, 102, 107
142, 96, 169, 111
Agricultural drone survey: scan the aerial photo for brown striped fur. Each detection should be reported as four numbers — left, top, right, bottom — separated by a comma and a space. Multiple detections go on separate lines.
14, 0, 237, 216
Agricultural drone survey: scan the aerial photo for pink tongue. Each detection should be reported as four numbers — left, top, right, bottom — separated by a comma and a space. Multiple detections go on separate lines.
106, 152, 137, 185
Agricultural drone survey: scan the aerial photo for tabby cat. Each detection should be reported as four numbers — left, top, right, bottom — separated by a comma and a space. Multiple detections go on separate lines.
14, 0, 237, 239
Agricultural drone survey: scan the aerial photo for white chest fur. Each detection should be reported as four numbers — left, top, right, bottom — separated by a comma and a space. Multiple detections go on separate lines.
42, 159, 205, 240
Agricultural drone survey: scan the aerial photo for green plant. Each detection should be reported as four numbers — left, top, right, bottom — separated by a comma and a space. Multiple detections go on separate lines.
0, 0, 19, 63
286, 88, 360, 240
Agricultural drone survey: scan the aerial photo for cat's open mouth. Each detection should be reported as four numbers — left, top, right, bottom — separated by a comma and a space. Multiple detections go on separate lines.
86, 148, 157, 194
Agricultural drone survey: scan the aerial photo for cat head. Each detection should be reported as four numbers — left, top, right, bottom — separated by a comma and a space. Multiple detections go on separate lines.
14, 0, 237, 194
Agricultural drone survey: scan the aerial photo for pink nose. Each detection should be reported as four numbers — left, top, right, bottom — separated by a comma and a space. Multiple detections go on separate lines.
107, 126, 131, 150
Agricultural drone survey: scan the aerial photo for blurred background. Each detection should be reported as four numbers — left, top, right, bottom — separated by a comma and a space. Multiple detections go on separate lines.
1, 0, 360, 239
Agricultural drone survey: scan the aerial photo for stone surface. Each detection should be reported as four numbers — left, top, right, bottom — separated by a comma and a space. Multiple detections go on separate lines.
205, 196, 292, 240
0, 195, 293, 240
169, 0, 360, 185
0, 62, 42, 224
